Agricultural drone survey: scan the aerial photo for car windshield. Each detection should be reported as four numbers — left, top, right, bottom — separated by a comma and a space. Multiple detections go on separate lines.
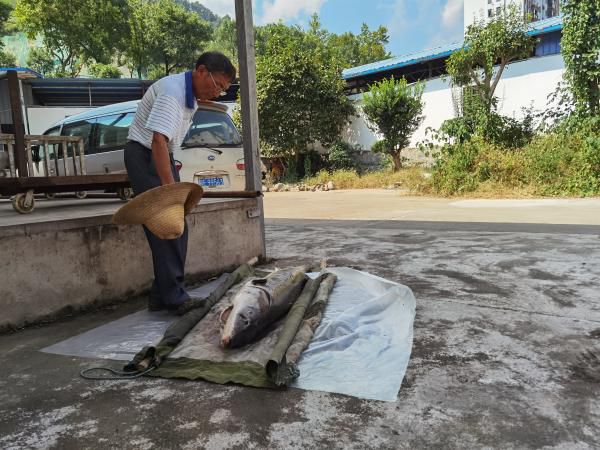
182, 109, 242, 148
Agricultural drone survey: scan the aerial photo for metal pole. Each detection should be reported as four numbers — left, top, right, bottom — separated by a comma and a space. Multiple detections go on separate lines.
78, 139, 86, 174
18, 78, 31, 135
235, 0, 266, 259
7, 70, 27, 177
42, 140, 50, 176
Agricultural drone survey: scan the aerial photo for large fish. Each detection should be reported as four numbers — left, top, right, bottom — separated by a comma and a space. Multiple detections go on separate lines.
219, 268, 308, 348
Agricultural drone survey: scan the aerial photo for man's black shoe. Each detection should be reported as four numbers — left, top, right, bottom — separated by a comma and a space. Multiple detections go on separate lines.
148, 298, 167, 312
174, 297, 208, 316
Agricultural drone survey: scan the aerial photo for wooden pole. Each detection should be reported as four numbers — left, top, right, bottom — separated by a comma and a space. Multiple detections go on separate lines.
235, 0, 266, 259
7, 70, 27, 177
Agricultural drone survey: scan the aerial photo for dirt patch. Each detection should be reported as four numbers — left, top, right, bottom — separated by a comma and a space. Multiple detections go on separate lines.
543, 288, 576, 308
528, 268, 567, 281
424, 269, 508, 296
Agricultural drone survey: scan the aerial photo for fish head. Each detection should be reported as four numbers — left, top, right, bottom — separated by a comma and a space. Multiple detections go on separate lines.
220, 285, 270, 348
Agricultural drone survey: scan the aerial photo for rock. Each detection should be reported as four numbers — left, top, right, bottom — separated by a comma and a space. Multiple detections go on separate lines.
327, 181, 335, 191
262, 185, 270, 192
311, 186, 317, 192
273, 183, 285, 192
394, 181, 403, 188
323, 185, 329, 191
284, 185, 290, 192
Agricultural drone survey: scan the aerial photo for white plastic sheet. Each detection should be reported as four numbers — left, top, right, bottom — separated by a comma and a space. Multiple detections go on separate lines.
293, 267, 416, 402
41, 268, 416, 401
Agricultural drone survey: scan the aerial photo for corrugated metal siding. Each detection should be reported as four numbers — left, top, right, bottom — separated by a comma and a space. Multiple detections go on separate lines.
535, 30, 561, 57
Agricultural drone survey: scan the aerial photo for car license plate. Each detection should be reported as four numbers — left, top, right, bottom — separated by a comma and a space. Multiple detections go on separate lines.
199, 177, 224, 187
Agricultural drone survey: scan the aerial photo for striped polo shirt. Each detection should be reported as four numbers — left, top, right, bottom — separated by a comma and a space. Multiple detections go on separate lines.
128, 71, 197, 153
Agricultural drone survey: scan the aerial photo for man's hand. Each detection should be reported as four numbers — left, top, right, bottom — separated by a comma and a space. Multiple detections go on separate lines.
151, 132, 175, 185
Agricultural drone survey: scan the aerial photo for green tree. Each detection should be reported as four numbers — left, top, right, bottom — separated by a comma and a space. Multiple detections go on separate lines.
0, 0, 17, 66
328, 23, 391, 68
88, 63, 122, 78
150, 0, 212, 76
255, 23, 355, 177
26, 46, 55, 75
122, 0, 155, 78
121, 0, 212, 78
0, 49, 16, 66
13, 0, 128, 76
208, 15, 237, 61
446, 5, 534, 114
561, 0, 600, 116
362, 77, 424, 171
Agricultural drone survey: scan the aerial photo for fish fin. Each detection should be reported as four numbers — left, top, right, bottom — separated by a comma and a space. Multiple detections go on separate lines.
219, 306, 233, 326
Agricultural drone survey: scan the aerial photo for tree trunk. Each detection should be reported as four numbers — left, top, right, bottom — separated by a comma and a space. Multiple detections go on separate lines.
391, 151, 402, 172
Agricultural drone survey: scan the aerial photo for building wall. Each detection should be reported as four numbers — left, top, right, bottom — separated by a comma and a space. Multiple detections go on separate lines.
341, 53, 565, 157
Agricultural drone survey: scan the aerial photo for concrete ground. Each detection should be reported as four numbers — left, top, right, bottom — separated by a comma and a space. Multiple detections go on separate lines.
264, 190, 600, 225
1, 191, 599, 449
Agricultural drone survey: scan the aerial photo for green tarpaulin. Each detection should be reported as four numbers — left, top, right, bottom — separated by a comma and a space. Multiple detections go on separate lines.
126, 264, 336, 388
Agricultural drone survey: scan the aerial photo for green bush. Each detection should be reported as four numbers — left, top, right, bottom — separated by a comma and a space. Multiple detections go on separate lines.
434, 109, 535, 149
431, 128, 600, 197
327, 140, 357, 171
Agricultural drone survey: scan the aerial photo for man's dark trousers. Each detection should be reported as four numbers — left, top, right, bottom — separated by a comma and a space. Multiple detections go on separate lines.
124, 140, 190, 308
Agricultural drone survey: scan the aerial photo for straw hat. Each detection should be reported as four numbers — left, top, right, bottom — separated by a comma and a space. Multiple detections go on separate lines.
112, 182, 203, 239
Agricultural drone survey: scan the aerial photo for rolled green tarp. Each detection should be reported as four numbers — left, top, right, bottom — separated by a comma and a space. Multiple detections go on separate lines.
126, 267, 337, 389
124, 263, 254, 372
266, 273, 337, 386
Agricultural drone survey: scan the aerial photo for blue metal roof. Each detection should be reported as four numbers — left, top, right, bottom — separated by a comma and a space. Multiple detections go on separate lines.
343, 16, 563, 80
0, 67, 43, 79
342, 41, 462, 80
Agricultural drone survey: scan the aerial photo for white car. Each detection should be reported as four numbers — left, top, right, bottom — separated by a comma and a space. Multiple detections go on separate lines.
39, 100, 247, 191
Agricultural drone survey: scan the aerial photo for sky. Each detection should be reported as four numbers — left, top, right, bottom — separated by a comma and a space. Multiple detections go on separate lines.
196, 0, 465, 59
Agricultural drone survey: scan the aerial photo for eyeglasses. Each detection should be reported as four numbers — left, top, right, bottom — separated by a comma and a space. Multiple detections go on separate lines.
209, 72, 227, 97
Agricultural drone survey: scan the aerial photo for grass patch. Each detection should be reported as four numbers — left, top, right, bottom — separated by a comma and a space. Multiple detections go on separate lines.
303, 167, 431, 192
430, 130, 600, 197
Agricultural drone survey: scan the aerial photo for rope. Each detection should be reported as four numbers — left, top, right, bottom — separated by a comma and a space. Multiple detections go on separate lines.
79, 365, 156, 380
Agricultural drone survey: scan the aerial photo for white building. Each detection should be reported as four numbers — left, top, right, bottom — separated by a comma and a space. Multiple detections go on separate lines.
464, 0, 561, 30
341, 2, 563, 158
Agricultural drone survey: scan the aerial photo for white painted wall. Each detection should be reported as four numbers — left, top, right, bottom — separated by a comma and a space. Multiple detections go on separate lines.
342, 54, 565, 151
26, 106, 94, 135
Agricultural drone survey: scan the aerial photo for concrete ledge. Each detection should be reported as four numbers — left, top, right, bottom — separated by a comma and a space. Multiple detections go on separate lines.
0, 198, 263, 331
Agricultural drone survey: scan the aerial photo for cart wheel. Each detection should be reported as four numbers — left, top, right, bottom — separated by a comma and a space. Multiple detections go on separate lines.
117, 187, 133, 201
12, 193, 35, 214
45, 193, 56, 200
75, 191, 87, 199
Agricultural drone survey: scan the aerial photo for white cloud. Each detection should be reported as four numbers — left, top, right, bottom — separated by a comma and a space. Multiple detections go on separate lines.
194, 0, 235, 18
441, 0, 463, 29
260, 0, 327, 24
382, 0, 465, 56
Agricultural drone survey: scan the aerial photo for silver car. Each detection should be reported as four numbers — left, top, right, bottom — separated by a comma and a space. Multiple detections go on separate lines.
39, 100, 248, 191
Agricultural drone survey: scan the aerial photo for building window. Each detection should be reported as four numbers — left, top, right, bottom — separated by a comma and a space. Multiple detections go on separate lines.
496, 6, 501, 14
488, 0, 492, 3
524, 0, 560, 22
488, 9, 493, 17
